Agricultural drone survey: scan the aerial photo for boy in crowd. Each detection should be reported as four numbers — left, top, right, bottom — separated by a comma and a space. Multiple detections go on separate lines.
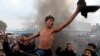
87, 43, 98, 56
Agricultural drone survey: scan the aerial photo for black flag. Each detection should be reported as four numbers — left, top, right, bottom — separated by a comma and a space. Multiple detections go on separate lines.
78, 0, 100, 18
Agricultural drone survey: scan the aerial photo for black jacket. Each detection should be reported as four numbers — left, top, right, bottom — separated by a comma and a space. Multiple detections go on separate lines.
3, 42, 30, 56
18, 41, 35, 54
56, 47, 76, 56
91, 51, 98, 56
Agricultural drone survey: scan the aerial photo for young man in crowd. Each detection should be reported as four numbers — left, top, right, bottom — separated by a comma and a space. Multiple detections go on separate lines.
18, 36, 36, 54
0, 49, 4, 56
87, 43, 98, 56
1, 32, 31, 56
24, 4, 80, 56
82, 49, 92, 56
56, 43, 76, 56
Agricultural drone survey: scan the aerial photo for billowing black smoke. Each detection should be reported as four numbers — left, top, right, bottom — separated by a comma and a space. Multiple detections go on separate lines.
22, 0, 71, 30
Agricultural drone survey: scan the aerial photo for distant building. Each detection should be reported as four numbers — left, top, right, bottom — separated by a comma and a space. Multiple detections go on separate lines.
91, 23, 100, 34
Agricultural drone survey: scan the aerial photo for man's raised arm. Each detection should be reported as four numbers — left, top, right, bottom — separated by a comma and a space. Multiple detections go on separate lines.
53, 5, 80, 33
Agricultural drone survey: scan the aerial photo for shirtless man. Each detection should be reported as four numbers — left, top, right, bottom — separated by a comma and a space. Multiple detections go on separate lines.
25, 5, 80, 56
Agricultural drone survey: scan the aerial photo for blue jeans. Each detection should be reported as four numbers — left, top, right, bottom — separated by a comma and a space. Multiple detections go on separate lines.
36, 49, 52, 56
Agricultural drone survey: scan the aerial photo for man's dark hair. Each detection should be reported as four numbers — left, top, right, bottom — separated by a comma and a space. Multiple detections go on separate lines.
67, 43, 71, 45
88, 43, 97, 49
82, 49, 92, 56
45, 15, 55, 22
85, 49, 92, 53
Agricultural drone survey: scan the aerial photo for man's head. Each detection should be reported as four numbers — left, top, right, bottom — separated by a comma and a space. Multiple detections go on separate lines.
11, 43, 19, 52
84, 49, 92, 56
0, 49, 3, 56
87, 43, 97, 52
45, 15, 55, 28
66, 43, 73, 51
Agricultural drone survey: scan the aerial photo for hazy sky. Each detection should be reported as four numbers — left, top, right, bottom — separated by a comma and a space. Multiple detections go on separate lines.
0, 0, 37, 30
0, 0, 100, 31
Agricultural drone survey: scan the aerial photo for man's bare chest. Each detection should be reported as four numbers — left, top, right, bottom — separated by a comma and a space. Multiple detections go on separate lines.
39, 29, 54, 38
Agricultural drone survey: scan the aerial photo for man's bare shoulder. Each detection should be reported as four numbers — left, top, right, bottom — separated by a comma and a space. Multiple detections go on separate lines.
39, 28, 46, 34
39, 28, 45, 32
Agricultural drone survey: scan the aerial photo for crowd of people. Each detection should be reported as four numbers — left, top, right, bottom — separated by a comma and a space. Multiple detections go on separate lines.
56, 43, 99, 56
0, 3, 100, 56
0, 32, 99, 56
0, 32, 36, 56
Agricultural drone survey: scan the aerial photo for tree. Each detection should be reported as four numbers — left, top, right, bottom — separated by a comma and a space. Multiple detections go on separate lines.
0, 20, 7, 31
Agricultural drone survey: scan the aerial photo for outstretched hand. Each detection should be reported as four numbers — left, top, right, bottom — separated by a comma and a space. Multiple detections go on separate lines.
0, 31, 8, 41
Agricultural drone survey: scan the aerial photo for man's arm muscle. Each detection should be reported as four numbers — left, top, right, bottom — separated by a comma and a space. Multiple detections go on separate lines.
53, 5, 80, 33
25, 32, 40, 40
